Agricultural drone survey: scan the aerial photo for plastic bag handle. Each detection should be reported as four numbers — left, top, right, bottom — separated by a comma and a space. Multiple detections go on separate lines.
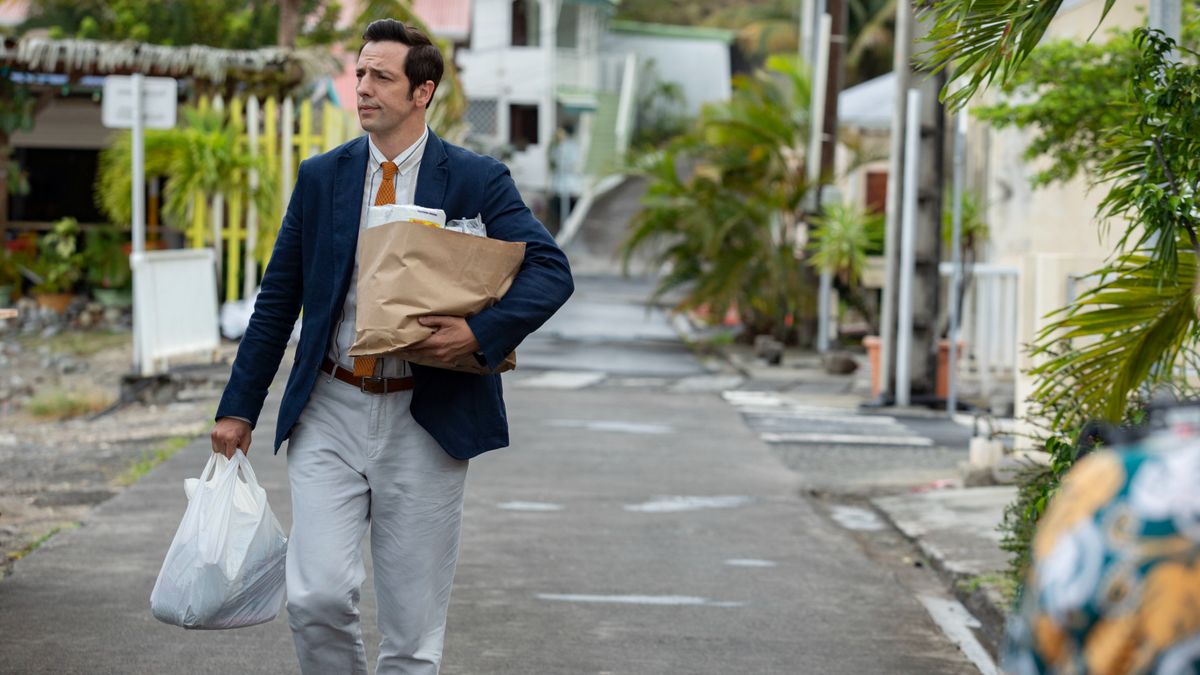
229, 449, 262, 490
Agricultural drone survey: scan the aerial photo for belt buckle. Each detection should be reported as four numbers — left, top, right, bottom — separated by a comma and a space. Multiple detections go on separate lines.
361, 375, 386, 394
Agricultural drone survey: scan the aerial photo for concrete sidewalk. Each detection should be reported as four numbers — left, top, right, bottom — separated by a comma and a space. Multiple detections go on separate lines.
0, 391, 301, 674
716, 341, 1019, 653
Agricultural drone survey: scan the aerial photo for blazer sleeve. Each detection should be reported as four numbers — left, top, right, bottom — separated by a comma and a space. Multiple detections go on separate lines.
214, 162, 308, 427
466, 160, 574, 368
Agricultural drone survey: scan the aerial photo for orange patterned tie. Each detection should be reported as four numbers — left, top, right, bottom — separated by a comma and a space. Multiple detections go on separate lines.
352, 160, 399, 378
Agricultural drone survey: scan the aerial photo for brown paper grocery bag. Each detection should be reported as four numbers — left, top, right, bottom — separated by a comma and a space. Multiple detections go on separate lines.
347, 219, 525, 374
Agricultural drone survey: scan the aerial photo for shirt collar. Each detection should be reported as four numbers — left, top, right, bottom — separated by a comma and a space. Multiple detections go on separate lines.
367, 126, 429, 177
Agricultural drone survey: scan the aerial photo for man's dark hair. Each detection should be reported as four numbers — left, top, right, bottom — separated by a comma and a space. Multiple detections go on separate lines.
362, 19, 444, 104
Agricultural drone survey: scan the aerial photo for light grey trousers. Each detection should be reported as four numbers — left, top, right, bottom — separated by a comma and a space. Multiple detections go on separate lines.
285, 374, 468, 675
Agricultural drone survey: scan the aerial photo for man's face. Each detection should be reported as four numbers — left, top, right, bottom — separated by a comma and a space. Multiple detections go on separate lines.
356, 41, 430, 136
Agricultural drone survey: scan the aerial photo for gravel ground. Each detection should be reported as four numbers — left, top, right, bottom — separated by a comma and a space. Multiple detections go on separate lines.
0, 313, 241, 575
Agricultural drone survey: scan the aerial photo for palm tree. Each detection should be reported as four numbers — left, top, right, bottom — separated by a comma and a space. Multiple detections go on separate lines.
622, 56, 818, 342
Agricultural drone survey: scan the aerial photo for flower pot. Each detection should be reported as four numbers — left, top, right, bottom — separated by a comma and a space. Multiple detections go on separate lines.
863, 335, 882, 397
93, 287, 133, 308
34, 292, 75, 314
936, 339, 966, 400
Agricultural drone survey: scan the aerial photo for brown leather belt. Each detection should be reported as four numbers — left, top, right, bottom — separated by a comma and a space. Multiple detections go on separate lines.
320, 357, 414, 394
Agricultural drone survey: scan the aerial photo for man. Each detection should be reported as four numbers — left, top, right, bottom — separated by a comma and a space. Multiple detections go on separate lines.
210, 19, 573, 675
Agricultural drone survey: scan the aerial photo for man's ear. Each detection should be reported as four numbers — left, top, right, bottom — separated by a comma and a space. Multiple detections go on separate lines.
415, 80, 436, 108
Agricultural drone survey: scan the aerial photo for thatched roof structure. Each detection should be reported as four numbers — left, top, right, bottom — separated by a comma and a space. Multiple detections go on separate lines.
0, 35, 340, 88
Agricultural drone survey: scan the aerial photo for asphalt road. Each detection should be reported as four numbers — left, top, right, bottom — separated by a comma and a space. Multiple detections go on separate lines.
0, 274, 980, 674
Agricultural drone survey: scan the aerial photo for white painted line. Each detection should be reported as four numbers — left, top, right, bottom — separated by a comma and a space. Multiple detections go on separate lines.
516, 371, 607, 389
545, 419, 673, 435
738, 407, 900, 426
624, 496, 753, 513
918, 596, 998, 675
760, 432, 934, 446
497, 501, 564, 512
724, 559, 778, 568
829, 505, 886, 531
537, 594, 745, 607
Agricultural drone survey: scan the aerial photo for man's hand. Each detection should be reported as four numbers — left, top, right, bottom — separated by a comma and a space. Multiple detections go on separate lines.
409, 316, 481, 363
211, 417, 253, 459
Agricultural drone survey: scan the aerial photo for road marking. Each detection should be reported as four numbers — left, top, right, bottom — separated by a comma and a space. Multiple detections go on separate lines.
760, 432, 934, 446
918, 596, 998, 675
624, 496, 752, 513
537, 594, 744, 607
724, 558, 778, 568
516, 371, 607, 389
738, 407, 900, 426
497, 501, 564, 512
828, 505, 886, 531
545, 419, 673, 435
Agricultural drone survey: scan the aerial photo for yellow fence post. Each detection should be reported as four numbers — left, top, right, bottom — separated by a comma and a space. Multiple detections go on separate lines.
261, 96, 279, 267
189, 193, 207, 248
224, 97, 245, 302
187, 95, 212, 249
299, 99, 313, 162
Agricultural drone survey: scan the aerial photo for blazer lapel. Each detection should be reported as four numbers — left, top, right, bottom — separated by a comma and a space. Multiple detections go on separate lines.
331, 136, 368, 305
414, 129, 448, 211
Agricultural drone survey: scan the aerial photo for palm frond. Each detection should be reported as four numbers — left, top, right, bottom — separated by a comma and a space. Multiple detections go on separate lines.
923, 0, 1116, 110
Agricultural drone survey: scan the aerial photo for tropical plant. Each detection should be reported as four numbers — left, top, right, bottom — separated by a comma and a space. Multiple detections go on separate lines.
20, 0, 342, 49
810, 202, 884, 287
622, 55, 818, 342
29, 218, 84, 294
964, 28, 1200, 583
0, 247, 23, 288
95, 106, 278, 253
923, 0, 1119, 110
82, 226, 132, 290
618, 0, 896, 84
632, 60, 692, 151
808, 201, 884, 331
940, 191, 988, 263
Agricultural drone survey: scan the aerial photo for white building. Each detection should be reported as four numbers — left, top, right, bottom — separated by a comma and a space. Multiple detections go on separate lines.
457, 0, 636, 204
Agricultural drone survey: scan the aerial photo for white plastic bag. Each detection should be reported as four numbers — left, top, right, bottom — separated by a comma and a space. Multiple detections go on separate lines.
150, 451, 288, 629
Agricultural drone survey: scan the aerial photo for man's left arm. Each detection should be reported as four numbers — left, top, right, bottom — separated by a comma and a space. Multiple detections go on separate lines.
464, 160, 574, 368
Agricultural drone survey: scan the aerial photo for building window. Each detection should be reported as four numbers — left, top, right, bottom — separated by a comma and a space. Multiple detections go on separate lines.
465, 98, 498, 137
511, 0, 540, 47
509, 104, 539, 150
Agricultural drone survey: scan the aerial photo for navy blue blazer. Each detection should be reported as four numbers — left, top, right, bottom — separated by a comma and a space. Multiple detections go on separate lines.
215, 130, 574, 460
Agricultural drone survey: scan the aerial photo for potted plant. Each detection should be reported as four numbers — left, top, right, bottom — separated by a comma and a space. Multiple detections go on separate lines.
28, 217, 84, 313
84, 225, 132, 307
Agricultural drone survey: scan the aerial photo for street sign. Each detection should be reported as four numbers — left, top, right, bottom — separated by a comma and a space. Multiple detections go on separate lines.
101, 76, 178, 129
102, 74, 179, 376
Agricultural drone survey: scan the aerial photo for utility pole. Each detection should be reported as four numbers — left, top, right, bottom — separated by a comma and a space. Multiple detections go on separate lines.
818, 0, 846, 200
880, 1, 945, 405
813, 0, 847, 352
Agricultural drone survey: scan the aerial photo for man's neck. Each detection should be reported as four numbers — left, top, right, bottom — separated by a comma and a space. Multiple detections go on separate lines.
370, 120, 426, 160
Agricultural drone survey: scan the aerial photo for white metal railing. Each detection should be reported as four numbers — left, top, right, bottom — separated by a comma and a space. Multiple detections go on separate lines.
940, 262, 1020, 400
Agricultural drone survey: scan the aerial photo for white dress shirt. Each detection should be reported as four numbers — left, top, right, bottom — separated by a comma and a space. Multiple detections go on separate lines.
327, 126, 429, 377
